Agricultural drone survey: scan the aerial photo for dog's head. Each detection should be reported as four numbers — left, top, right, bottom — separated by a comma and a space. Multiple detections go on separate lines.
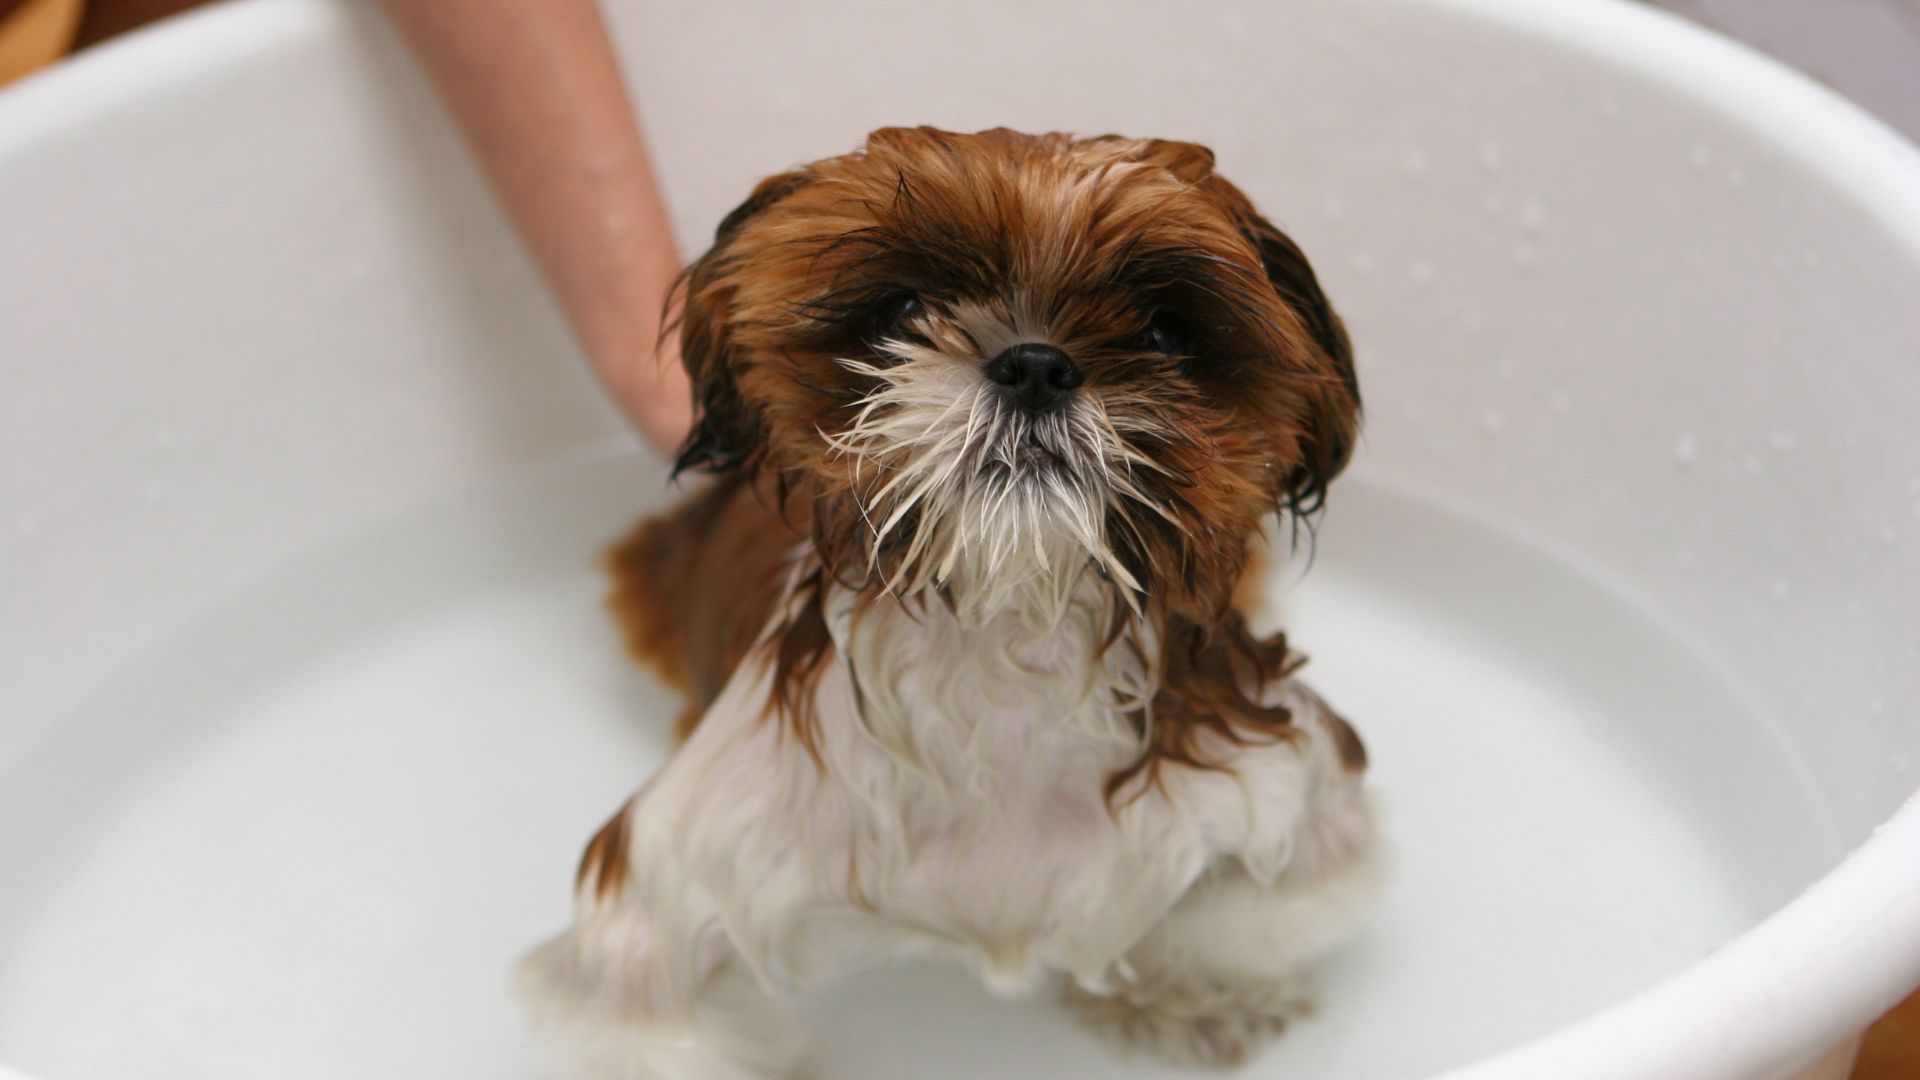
673, 127, 1358, 624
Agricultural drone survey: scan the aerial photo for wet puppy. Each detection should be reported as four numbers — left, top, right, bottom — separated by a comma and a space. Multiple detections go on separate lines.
523, 126, 1375, 1079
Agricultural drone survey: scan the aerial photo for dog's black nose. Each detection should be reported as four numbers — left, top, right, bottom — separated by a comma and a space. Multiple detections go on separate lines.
985, 343, 1084, 413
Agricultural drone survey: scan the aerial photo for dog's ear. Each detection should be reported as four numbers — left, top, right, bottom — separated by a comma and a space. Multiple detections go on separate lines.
1232, 202, 1359, 515
1089, 137, 1360, 513
1187, 173, 1359, 517
671, 169, 815, 477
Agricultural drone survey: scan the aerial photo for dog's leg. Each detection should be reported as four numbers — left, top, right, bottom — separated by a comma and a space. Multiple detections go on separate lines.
520, 920, 807, 1080
1067, 776, 1377, 1068
521, 633, 834, 1080
520, 716, 816, 1078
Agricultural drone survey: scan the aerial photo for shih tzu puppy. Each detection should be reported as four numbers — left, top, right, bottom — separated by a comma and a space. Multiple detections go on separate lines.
522, 126, 1375, 1078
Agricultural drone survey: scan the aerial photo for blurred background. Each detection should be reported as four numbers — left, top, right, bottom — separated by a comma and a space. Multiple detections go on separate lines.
1, 0, 1915, 1076
8, 0, 1918, 141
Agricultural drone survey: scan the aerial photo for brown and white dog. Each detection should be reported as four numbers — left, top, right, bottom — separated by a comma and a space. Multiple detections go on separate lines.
522, 127, 1375, 1079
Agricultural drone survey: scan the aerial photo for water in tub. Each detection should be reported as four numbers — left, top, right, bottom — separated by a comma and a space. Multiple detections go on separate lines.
0, 454, 1840, 1079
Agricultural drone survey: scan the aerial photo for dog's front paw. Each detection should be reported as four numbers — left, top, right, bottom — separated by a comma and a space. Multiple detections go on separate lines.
1062, 977, 1311, 1068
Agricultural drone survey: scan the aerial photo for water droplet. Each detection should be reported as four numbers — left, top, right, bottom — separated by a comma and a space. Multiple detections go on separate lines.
1674, 434, 1698, 464
1477, 141, 1504, 171
1770, 579, 1791, 601
1769, 429, 1800, 451
1407, 260, 1435, 285
1882, 524, 1899, 546
1519, 197, 1546, 231
1548, 390, 1571, 413
1348, 251, 1376, 276
1404, 150, 1430, 177
1742, 454, 1765, 476
1871, 696, 1887, 715
1483, 408, 1506, 434
1690, 143, 1713, 169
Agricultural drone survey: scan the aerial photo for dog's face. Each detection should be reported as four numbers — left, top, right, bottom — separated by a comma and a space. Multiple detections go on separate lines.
675, 127, 1358, 623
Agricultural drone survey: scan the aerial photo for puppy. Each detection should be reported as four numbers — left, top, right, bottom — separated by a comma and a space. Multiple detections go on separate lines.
522, 127, 1374, 1078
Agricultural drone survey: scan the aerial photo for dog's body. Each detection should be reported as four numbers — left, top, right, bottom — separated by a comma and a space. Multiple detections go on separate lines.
523, 128, 1376, 1078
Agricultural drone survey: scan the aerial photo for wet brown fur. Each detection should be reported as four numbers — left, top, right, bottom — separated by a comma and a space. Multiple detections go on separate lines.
605, 472, 804, 739
576, 796, 635, 901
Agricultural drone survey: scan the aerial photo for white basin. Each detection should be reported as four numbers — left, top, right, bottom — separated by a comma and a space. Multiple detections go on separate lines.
1, 1, 1917, 1078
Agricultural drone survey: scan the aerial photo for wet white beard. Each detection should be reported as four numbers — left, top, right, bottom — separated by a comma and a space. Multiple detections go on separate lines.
825, 342, 1176, 629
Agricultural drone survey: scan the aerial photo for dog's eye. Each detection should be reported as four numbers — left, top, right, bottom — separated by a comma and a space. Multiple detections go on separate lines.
865, 291, 926, 346
1125, 313, 1192, 360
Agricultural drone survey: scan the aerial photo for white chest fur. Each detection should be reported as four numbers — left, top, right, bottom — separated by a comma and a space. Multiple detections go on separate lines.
812, 582, 1179, 988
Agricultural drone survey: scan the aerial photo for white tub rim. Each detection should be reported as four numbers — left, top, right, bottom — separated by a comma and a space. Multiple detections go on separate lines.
2, 1, 1918, 1078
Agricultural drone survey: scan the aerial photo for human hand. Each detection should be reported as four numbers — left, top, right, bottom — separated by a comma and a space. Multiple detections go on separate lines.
378, 0, 692, 457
